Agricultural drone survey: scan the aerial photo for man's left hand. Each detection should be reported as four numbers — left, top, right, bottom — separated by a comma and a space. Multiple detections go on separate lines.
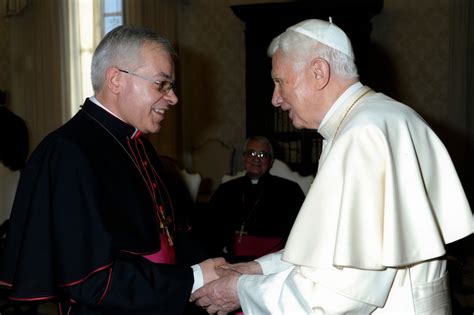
190, 271, 241, 314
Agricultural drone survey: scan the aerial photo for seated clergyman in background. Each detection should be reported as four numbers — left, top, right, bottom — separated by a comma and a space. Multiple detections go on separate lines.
201, 136, 305, 263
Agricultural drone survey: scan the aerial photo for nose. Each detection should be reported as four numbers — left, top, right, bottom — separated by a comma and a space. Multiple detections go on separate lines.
250, 155, 265, 164
271, 86, 281, 107
164, 89, 178, 106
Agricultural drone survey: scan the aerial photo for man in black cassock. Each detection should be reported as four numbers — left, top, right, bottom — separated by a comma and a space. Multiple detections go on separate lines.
202, 136, 306, 263
0, 25, 222, 315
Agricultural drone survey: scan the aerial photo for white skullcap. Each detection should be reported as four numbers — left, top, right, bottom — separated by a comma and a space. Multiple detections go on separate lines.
287, 19, 354, 59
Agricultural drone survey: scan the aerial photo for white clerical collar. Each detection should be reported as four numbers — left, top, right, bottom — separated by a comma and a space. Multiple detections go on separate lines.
88, 96, 121, 120
88, 96, 140, 137
318, 82, 363, 131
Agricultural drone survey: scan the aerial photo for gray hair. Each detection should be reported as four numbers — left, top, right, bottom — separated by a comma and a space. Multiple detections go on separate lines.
243, 136, 274, 159
267, 30, 358, 79
91, 25, 177, 93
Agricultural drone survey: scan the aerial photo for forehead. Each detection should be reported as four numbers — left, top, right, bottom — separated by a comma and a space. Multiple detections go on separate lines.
271, 50, 293, 78
141, 42, 175, 78
246, 139, 270, 151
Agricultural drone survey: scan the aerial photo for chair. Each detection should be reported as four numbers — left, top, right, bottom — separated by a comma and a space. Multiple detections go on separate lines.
178, 169, 201, 203
0, 164, 20, 224
191, 138, 235, 196
269, 159, 314, 195
158, 155, 202, 204
221, 170, 246, 184
221, 159, 314, 195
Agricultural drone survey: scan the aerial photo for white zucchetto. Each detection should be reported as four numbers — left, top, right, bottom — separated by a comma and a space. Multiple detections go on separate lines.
287, 18, 355, 59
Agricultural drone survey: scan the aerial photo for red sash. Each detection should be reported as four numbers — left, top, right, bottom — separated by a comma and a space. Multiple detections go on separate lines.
233, 235, 283, 257
143, 234, 176, 264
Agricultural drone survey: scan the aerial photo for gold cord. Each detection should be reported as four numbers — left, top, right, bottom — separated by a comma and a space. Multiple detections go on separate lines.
334, 89, 372, 138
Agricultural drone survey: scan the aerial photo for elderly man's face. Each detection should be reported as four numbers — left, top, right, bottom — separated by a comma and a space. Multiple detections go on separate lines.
270, 50, 323, 129
243, 139, 272, 179
115, 42, 178, 134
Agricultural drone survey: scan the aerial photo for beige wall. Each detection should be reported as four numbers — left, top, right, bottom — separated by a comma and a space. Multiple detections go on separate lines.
178, 0, 245, 170
369, 0, 469, 172
0, 0, 64, 150
177, 0, 471, 177
0, 0, 471, 185
0, 7, 9, 92
177, 0, 292, 173
371, 0, 450, 116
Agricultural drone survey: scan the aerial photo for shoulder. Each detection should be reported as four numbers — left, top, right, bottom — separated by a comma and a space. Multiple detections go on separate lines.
267, 174, 304, 193
209, 177, 246, 204
217, 176, 247, 190
212, 176, 246, 196
339, 93, 429, 142
268, 174, 298, 185
349, 93, 426, 128
27, 114, 100, 168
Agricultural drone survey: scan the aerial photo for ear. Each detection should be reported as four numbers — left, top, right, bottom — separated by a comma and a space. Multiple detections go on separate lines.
269, 158, 275, 169
105, 67, 122, 94
310, 57, 330, 90
241, 151, 246, 165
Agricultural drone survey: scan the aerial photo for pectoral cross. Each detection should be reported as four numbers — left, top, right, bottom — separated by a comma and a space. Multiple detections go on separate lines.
164, 226, 174, 246
158, 205, 174, 246
237, 224, 248, 243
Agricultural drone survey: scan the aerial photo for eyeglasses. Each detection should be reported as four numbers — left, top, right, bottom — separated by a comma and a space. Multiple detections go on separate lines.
118, 69, 175, 94
244, 150, 271, 159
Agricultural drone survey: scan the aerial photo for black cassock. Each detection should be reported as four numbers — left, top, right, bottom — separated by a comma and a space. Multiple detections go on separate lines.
0, 99, 196, 314
202, 172, 306, 263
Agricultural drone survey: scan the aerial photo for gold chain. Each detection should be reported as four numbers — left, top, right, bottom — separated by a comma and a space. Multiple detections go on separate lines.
334, 89, 371, 138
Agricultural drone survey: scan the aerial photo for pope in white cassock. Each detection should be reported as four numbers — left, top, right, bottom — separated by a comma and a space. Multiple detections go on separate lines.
190, 18, 474, 314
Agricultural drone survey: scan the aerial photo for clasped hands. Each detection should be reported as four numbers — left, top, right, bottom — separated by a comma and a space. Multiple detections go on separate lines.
191, 258, 262, 314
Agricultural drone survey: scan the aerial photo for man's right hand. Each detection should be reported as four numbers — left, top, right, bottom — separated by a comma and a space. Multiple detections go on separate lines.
190, 270, 241, 314
217, 261, 262, 276
198, 257, 227, 285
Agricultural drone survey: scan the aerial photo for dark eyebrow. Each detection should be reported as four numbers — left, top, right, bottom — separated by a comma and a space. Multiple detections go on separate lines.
158, 72, 173, 81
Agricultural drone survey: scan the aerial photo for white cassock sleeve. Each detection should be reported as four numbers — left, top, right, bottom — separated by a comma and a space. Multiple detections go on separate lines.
254, 250, 292, 274
238, 252, 397, 314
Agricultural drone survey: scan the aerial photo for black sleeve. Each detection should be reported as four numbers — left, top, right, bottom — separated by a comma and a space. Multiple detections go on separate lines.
0, 135, 193, 309
61, 254, 193, 314
198, 186, 234, 257
155, 155, 211, 264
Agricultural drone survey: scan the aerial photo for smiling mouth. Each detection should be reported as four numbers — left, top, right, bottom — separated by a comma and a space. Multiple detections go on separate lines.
152, 108, 165, 114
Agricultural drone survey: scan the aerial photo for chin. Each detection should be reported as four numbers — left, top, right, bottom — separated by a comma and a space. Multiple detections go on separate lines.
289, 116, 300, 128
145, 125, 161, 134
291, 121, 304, 130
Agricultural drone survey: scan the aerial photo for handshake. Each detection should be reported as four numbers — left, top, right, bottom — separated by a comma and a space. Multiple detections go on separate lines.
190, 258, 262, 314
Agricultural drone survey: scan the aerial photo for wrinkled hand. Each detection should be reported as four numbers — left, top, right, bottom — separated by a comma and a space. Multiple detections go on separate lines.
218, 261, 262, 275
199, 257, 227, 285
190, 269, 241, 314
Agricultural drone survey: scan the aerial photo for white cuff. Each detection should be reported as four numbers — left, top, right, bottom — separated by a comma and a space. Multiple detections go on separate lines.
255, 250, 292, 275
191, 264, 203, 293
